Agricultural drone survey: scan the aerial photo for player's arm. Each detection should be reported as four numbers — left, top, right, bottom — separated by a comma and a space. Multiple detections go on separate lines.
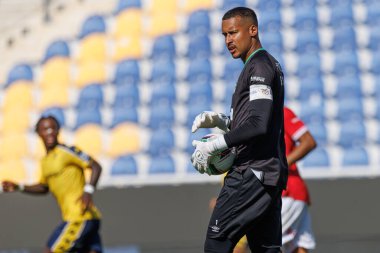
287, 131, 317, 166
1, 181, 49, 194
80, 157, 102, 214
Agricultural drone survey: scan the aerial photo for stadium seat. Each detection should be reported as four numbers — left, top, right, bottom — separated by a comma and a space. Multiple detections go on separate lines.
326, 0, 353, 7
107, 123, 141, 157
342, 146, 369, 166
113, 59, 140, 86
111, 106, 139, 128
40, 57, 71, 88
73, 124, 103, 158
111, 155, 138, 175
261, 31, 283, 55
292, 0, 317, 9
148, 103, 175, 129
186, 102, 213, 128
77, 34, 107, 63
302, 147, 330, 168
186, 35, 212, 60
6, 64, 33, 87
113, 9, 143, 39
112, 84, 140, 108
114, 0, 142, 14
0, 107, 30, 134
259, 10, 282, 32
150, 35, 176, 60
0, 160, 28, 183
74, 107, 102, 130
187, 82, 213, 106
296, 53, 321, 79
333, 51, 359, 76
75, 61, 107, 88
295, 30, 320, 54
187, 161, 197, 173
306, 121, 328, 145
370, 51, 380, 75
38, 86, 70, 110
3, 81, 34, 110
186, 10, 211, 36
331, 27, 357, 53
150, 59, 176, 84
257, 0, 281, 12
147, 12, 178, 37
221, 0, 247, 11
293, 8, 318, 31
78, 15, 106, 39
367, 27, 380, 51
112, 36, 143, 62
148, 0, 178, 14
76, 84, 104, 110
150, 82, 176, 107
184, 128, 212, 154
335, 76, 361, 99
183, 0, 214, 13
148, 154, 175, 174
148, 128, 175, 156
41, 107, 66, 127
338, 120, 366, 147
365, 2, 380, 28
186, 58, 212, 83
299, 101, 325, 124
0, 133, 28, 160
336, 97, 364, 122
297, 76, 324, 102
43, 40, 70, 63
329, 5, 354, 29
222, 58, 243, 84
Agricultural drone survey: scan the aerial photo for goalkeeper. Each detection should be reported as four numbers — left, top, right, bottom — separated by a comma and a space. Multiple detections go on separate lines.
191, 6, 288, 253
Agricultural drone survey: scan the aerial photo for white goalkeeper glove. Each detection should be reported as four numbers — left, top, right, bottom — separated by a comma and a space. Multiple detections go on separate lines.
191, 111, 230, 133
191, 134, 228, 175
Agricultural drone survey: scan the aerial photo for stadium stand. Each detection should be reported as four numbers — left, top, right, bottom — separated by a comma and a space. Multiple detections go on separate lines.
111, 155, 138, 175
148, 154, 175, 174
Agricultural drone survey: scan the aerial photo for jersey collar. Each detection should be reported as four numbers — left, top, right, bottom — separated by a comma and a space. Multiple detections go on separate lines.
244, 48, 265, 65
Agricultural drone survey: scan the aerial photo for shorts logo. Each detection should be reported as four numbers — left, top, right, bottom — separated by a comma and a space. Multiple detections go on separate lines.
250, 76, 266, 83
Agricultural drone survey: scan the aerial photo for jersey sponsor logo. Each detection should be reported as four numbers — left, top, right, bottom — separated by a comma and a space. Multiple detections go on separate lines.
211, 220, 220, 233
249, 85, 273, 101
250, 75, 266, 83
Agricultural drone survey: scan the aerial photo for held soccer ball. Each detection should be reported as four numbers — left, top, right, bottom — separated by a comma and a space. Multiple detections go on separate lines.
201, 134, 236, 175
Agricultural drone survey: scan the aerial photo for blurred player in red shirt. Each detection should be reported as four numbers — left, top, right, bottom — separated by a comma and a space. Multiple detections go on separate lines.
282, 106, 317, 253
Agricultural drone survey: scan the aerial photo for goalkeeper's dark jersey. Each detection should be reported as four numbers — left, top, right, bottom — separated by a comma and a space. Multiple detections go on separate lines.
224, 48, 288, 189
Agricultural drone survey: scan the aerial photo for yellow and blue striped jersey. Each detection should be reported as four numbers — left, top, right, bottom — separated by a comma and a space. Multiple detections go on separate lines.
39, 144, 101, 221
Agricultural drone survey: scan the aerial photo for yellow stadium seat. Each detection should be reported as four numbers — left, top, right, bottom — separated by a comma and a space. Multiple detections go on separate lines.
29, 159, 42, 184
0, 159, 28, 183
147, 12, 178, 38
0, 107, 30, 134
75, 61, 107, 88
112, 37, 143, 61
0, 133, 28, 161
40, 57, 71, 88
107, 122, 141, 157
38, 86, 70, 110
77, 34, 108, 63
29, 132, 66, 159
113, 9, 143, 39
148, 0, 178, 14
3, 81, 34, 110
182, 0, 214, 13
73, 124, 103, 158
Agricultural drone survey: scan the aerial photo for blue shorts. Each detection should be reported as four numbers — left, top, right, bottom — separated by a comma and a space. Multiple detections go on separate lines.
47, 219, 102, 253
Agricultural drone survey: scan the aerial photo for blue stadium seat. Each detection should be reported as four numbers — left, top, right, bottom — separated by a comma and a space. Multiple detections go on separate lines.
111, 155, 138, 175
114, 0, 142, 14
293, 8, 318, 31
187, 82, 213, 106
187, 35, 212, 60
292, 0, 317, 9
329, 5, 354, 29
184, 128, 212, 154
74, 107, 102, 130
148, 103, 175, 129
365, 3, 380, 27
333, 51, 359, 76
150, 82, 176, 107
295, 30, 320, 54
78, 15, 106, 39
299, 101, 325, 124
335, 76, 361, 99
76, 84, 104, 110
187, 161, 198, 173
43, 40, 70, 63
222, 0, 247, 11
148, 128, 175, 156
148, 154, 175, 174
257, 0, 281, 12
296, 53, 321, 79
336, 97, 364, 122
370, 51, 380, 75
150, 35, 176, 60
113, 59, 140, 86
338, 120, 366, 147
297, 76, 324, 102
150, 60, 176, 84
332, 27, 357, 53
342, 146, 369, 166
222, 58, 243, 84
186, 101, 213, 128
111, 106, 139, 128
302, 147, 330, 167
6, 64, 33, 87
186, 10, 211, 36
41, 107, 66, 127
261, 32, 283, 55
186, 59, 212, 83
307, 121, 328, 145
112, 84, 140, 108
326, 0, 353, 7
368, 27, 380, 51
259, 10, 282, 32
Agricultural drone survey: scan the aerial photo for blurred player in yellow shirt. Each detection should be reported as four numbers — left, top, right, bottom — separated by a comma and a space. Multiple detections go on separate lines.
1, 115, 103, 253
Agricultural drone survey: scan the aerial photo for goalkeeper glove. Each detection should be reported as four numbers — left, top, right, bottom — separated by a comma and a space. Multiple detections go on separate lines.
191, 134, 228, 175
191, 111, 231, 133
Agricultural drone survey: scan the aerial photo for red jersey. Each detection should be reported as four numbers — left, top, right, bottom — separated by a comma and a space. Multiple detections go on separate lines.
282, 107, 311, 204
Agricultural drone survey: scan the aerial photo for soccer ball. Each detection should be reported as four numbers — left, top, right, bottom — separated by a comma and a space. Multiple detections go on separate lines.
201, 134, 236, 175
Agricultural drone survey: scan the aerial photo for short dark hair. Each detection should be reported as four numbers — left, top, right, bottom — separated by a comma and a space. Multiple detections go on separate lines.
222, 7, 258, 26
35, 115, 61, 132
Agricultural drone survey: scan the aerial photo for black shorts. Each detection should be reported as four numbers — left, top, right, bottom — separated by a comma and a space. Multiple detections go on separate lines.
205, 167, 282, 253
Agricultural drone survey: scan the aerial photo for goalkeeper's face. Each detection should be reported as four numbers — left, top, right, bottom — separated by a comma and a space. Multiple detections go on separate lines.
222, 15, 257, 61
37, 118, 59, 151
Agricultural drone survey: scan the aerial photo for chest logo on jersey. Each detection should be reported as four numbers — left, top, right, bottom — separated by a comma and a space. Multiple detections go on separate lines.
250, 76, 266, 83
